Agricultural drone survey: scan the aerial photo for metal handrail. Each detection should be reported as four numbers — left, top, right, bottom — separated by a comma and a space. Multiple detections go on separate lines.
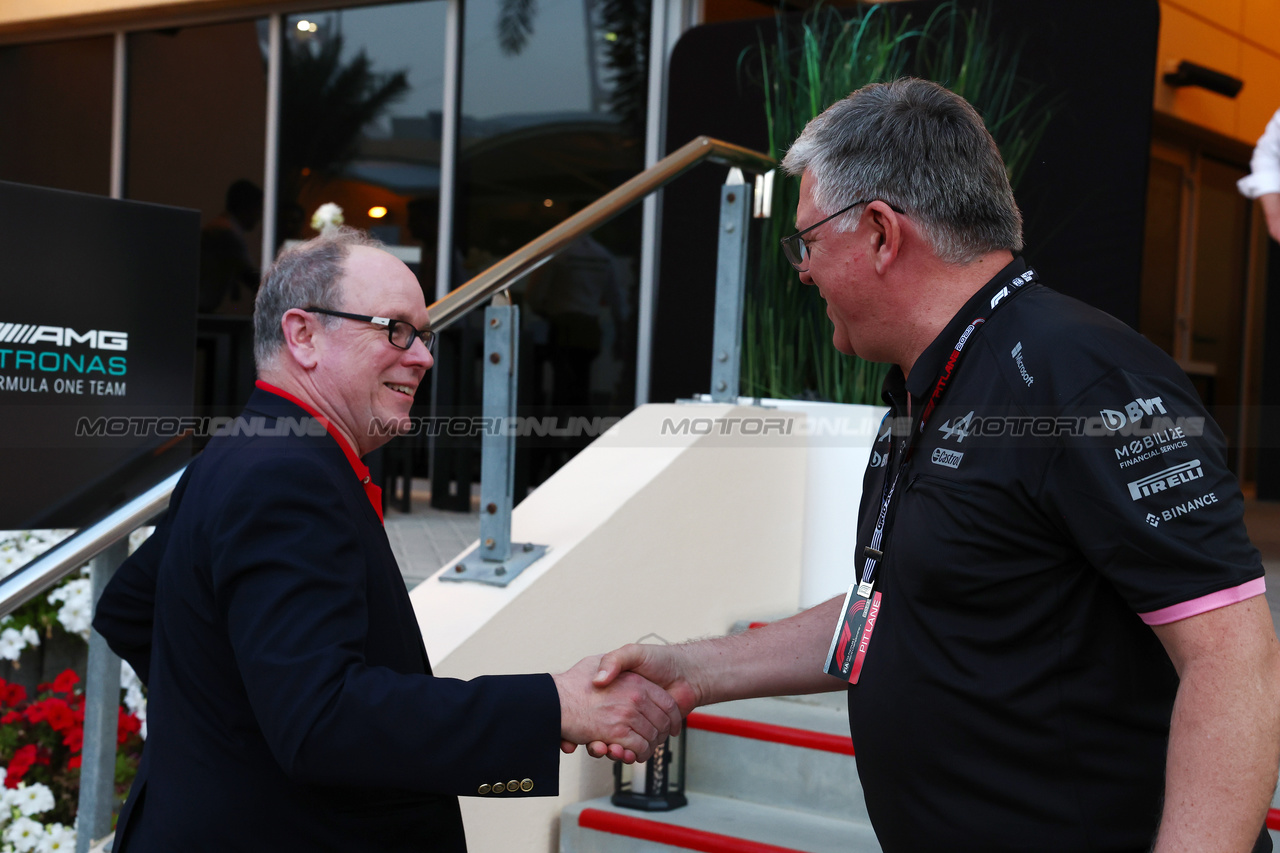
0, 467, 184, 618
0, 135, 775, 617
427, 135, 776, 331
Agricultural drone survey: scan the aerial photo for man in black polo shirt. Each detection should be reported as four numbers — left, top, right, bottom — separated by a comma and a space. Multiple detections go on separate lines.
593, 78, 1280, 851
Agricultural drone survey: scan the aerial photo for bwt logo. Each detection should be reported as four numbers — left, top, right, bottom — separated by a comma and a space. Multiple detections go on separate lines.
1100, 396, 1165, 431
1127, 459, 1204, 501
0, 323, 128, 351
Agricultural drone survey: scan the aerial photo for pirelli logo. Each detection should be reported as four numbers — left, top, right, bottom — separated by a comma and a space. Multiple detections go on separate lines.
1127, 459, 1204, 501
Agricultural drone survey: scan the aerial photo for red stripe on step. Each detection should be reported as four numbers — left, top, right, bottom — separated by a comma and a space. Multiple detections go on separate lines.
685, 712, 854, 756
1267, 808, 1280, 830
579, 808, 811, 853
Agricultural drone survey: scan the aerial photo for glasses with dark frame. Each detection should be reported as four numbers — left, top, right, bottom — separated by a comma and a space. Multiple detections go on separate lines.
304, 307, 435, 351
780, 198, 904, 272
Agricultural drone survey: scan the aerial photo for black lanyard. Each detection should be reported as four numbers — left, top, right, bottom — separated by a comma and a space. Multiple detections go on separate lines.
855, 266, 1038, 599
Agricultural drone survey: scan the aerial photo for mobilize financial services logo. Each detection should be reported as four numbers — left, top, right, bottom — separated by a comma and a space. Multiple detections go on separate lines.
1126, 459, 1204, 501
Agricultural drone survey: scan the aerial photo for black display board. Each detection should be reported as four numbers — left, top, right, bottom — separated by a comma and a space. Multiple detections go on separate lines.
651, 0, 1160, 403
0, 182, 198, 528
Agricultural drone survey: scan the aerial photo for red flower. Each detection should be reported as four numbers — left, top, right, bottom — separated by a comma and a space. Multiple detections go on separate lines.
68, 756, 81, 770
33, 747, 50, 767
62, 727, 83, 753
117, 710, 141, 745
6, 685, 27, 706
43, 699, 73, 733
23, 702, 46, 724
6, 744, 37, 788
50, 670, 78, 694
0, 712, 20, 725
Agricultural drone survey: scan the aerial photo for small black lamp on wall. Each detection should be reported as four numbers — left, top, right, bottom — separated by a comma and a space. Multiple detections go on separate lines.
611, 729, 687, 811
1163, 60, 1243, 98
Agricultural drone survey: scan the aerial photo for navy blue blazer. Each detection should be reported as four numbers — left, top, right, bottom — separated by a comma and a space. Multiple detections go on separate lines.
94, 388, 561, 851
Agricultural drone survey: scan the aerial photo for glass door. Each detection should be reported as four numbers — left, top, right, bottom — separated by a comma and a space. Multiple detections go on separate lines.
1139, 138, 1262, 480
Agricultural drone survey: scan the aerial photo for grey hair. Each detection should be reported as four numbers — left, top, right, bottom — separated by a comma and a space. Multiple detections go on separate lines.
253, 226, 385, 370
781, 78, 1023, 264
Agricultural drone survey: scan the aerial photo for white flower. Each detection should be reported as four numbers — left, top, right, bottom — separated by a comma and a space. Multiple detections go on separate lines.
127, 527, 155, 555
18, 628, 37, 648
0, 629, 28, 662
34, 823, 72, 853
4, 817, 42, 853
310, 203, 344, 233
0, 531, 77, 581
13, 785, 52, 819
0, 778, 15, 820
47, 579, 92, 639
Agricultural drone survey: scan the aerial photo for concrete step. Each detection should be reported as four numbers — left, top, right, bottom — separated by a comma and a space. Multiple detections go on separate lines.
684, 692, 868, 826
561, 794, 880, 853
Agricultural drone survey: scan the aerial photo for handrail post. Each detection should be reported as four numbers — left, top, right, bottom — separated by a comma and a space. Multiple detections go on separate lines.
77, 536, 129, 853
440, 296, 547, 587
710, 168, 753, 403
481, 298, 518, 562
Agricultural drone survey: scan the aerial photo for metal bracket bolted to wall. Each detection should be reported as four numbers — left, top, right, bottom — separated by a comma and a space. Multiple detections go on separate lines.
441, 294, 547, 587
752, 169, 775, 219
709, 168, 753, 404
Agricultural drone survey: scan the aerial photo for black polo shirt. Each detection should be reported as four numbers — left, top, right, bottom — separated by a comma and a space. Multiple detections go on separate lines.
847, 256, 1266, 852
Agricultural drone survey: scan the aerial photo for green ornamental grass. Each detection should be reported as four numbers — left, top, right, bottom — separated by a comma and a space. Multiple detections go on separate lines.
742, 0, 1053, 404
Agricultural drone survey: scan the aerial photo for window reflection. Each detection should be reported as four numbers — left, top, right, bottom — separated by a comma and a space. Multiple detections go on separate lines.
0, 37, 113, 195
452, 0, 651, 491
128, 21, 269, 417
280, 2, 447, 296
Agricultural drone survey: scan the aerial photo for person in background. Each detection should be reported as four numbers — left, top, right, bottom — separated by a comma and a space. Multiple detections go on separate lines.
1239, 107, 1280, 243
199, 179, 264, 315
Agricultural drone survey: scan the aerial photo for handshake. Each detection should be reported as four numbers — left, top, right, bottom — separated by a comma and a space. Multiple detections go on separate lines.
551, 643, 701, 763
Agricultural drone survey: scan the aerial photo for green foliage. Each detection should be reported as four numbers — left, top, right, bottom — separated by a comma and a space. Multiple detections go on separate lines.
497, 0, 539, 55
742, 1, 1052, 403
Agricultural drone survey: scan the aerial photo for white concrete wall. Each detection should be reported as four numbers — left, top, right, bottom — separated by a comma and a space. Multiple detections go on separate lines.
409, 402, 808, 853
763, 400, 886, 608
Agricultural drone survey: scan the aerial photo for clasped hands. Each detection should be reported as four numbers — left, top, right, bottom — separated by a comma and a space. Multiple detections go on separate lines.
552, 644, 698, 764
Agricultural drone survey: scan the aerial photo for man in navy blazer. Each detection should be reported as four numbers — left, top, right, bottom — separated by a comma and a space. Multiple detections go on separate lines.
93, 228, 680, 851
